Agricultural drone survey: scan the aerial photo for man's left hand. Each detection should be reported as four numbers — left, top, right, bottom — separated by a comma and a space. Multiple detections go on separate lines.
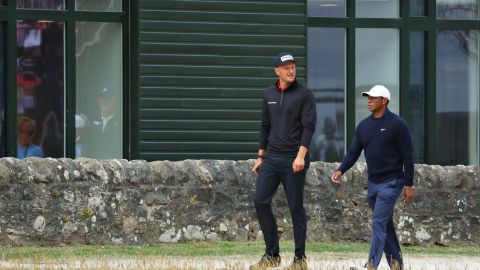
403, 186, 414, 204
292, 157, 305, 173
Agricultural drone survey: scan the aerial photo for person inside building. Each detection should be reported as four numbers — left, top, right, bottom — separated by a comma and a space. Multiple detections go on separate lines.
87, 86, 121, 158
250, 52, 316, 270
17, 115, 44, 158
330, 85, 414, 270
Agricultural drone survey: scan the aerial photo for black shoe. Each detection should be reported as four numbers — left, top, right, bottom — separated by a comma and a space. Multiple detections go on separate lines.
249, 253, 281, 270
285, 255, 307, 270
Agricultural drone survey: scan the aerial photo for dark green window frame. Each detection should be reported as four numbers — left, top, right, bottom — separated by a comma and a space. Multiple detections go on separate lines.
0, 0, 133, 159
307, 1, 480, 165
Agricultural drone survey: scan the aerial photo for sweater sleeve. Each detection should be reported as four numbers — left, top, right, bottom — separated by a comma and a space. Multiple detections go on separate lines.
259, 93, 270, 150
396, 119, 414, 186
338, 128, 363, 174
299, 89, 317, 148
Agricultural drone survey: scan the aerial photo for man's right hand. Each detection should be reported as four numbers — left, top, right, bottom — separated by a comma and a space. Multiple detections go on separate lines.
330, 170, 342, 184
252, 158, 263, 176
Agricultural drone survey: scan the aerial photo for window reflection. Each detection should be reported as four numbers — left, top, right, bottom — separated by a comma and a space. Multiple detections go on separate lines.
307, 28, 345, 162
0, 24, 5, 156
307, 0, 345, 17
437, 30, 479, 165
437, 0, 479, 20
17, 0, 64, 10
76, 0, 121, 12
410, 0, 425, 16
17, 20, 64, 158
76, 22, 122, 159
355, 28, 399, 125
356, 0, 398, 18
409, 32, 425, 163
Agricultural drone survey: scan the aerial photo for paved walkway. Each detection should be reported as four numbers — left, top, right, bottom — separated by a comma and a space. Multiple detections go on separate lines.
1, 253, 480, 269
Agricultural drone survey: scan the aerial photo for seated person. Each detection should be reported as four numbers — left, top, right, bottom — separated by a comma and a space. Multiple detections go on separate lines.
17, 116, 44, 158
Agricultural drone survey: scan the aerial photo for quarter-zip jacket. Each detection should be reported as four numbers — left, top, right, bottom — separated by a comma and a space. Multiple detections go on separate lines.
259, 80, 316, 156
338, 108, 414, 186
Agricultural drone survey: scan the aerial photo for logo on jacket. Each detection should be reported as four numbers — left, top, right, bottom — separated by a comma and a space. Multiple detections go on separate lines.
268, 101, 277, 105
381, 128, 387, 132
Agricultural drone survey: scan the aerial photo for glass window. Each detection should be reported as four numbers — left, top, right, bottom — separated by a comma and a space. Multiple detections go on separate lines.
17, 20, 64, 158
17, 0, 64, 10
355, 28, 399, 125
307, 28, 345, 162
437, 0, 479, 20
356, 0, 399, 18
0, 23, 5, 156
409, 32, 425, 163
436, 30, 479, 165
76, 0, 122, 12
410, 0, 426, 16
76, 22, 122, 159
307, 0, 345, 17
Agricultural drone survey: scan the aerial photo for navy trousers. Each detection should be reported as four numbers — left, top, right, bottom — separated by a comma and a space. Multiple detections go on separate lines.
367, 178, 405, 268
254, 154, 308, 257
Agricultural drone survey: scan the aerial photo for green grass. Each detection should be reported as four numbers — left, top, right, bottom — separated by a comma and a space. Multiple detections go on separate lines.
1, 241, 480, 260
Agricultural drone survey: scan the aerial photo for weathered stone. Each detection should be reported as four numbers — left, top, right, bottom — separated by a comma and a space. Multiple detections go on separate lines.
159, 228, 181, 243
0, 159, 479, 246
184, 225, 205, 240
33, 216, 46, 232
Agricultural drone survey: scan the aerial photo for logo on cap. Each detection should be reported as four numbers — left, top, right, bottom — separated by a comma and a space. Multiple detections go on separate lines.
280, 55, 294, 62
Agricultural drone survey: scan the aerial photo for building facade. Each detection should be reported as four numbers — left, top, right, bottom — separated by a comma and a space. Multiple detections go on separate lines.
0, 0, 479, 165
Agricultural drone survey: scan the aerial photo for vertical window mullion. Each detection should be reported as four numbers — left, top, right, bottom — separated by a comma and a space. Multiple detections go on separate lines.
5, 1, 16, 157
400, 28, 410, 120
65, 20, 76, 158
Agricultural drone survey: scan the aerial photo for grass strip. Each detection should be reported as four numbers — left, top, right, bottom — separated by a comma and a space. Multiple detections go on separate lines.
1, 241, 479, 260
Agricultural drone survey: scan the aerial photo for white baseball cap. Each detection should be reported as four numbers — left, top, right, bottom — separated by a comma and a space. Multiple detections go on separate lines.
361, 85, 391, 100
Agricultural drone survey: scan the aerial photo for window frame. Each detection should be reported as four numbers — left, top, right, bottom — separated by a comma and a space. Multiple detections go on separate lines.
306, 1, 480, 164
2, 0, 131, 159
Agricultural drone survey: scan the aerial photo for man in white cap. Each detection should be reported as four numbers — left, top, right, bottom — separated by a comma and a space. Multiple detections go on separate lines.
330, 85, 414, 270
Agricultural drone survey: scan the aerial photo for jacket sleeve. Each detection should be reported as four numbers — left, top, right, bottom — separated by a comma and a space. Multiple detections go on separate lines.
396, 119, 414, 186
338, 128, 363, 174
259, 93, 270, 150
299, 89, 316, 148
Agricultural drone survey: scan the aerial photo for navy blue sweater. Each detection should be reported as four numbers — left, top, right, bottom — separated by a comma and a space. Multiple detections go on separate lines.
259, 80, 316, 156
338, 108, 414, 186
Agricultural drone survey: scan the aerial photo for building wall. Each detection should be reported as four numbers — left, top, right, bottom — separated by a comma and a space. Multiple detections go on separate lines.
138, 0, 307, 161
0, 158, 479, 246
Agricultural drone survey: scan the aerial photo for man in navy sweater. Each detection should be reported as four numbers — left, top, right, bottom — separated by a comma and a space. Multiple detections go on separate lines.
250, 52, 316, 270
331, 85, 414, 270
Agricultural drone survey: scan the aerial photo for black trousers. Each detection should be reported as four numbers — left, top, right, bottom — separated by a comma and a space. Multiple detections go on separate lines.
254, 154, 308, 257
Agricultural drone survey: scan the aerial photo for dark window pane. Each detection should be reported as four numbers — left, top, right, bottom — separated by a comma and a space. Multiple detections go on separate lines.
17, 20, 64, 158
76, 0, 121, 12
307, 0, 345, 17
76, 22, 122, 159
0, 24, 5, 156
17, 0, 64, 9
410, 0, 425, 16
307, 28, 345, 162
436, 30, 479, 165
409, 32, 425, 163
437, 0, 479, 20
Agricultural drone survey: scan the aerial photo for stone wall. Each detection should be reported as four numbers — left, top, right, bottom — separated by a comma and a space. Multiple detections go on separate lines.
0, 157, 478, 246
